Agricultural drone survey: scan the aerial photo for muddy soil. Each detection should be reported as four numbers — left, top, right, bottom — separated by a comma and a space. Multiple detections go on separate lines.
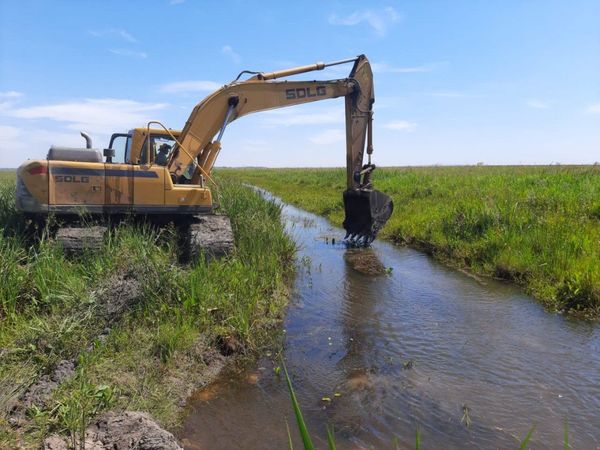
40, 336, 228, 449
9, 360, 75, 422
187, 215, 235, 261
94, 270, 143, 321
44, 411, 182, 450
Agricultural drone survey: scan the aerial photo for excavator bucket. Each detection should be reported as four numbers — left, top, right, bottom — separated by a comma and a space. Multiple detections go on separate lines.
343, 189, 394, 245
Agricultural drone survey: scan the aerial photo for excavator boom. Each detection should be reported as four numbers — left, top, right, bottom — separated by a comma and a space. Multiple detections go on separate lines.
169, 55, 393, 244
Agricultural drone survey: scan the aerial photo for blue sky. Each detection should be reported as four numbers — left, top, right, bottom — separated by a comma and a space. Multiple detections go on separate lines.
0, 0, 599, 167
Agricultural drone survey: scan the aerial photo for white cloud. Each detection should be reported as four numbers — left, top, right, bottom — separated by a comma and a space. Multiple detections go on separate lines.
329, 7, 401, 37
0, 91, 25, 111
372, 62, 437, 73
0, 125, 95, 167
5, 98, 168, 134
586, 103, 600, 113
0, 91, 24, 99
222, 45, 241, 64
309, 129, 345, 145
527, 99, 549, 109
109, 49, 148, 59
382, 120, 417, 132
159, 80, 223, 94
262, 106, 343, 126
89, 29, 137, 43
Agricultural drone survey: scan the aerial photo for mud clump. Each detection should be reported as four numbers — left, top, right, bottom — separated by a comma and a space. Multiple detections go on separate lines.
344, 248, 386, 276
44, 411, 182, 450
216, 334, 243, 356
187, 215, 235, 261
10, 359, 75, 420
170, 335, 227, 408
95, 271, 142, 321
43, 434, 69, 450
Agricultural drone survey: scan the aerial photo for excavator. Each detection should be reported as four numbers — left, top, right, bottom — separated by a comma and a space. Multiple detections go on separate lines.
15, 55, 393, 255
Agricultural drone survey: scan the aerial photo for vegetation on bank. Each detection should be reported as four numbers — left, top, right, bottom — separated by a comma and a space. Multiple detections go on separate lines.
0, 172, 295, 447
220, 166, 600, 316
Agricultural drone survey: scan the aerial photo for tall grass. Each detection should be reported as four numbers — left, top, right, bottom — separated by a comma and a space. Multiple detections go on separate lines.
0, 172, 295, 447
220, 166, 600, 315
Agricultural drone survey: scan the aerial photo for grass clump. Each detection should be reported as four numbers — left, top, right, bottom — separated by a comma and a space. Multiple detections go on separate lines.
220, 165, 600, 316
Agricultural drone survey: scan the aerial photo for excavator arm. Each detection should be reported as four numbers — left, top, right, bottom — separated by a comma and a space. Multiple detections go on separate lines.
168, 79, 354, 178
167, 55, 393, 244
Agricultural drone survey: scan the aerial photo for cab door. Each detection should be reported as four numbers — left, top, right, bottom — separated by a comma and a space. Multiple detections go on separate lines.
133, 164, 165, 213
129, 133, 167, 213
105, 134, 133, 213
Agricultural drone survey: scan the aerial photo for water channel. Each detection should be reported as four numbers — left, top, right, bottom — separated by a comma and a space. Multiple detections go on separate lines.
181, 194, 600, 449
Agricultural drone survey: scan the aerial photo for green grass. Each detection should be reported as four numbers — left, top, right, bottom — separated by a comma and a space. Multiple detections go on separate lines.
218, 165, 600, 316
0, 172, 295, 447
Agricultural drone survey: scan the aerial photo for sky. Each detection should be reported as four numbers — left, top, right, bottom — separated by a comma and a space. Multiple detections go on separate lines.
0, 0, 599, 168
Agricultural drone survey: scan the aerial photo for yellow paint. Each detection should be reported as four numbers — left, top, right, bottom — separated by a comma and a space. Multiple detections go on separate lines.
16, 56, 375, 218
18, 155, 212, 212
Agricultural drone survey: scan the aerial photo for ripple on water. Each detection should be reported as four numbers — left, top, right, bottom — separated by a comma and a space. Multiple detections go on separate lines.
181, 194, 600, 449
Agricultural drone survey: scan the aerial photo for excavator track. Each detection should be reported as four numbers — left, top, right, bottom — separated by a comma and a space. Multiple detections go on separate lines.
184, 214, 235, 262
55, 226, 107, 253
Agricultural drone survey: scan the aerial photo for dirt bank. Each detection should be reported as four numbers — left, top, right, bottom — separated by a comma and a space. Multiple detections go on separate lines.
3, 270, 235, 448
44, 411, 183, 450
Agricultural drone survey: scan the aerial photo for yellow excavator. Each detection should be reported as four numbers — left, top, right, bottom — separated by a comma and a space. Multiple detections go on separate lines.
16, 55, 393, 253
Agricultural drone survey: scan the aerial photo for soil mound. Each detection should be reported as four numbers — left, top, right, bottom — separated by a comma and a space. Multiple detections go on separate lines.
44, 411, 182, 450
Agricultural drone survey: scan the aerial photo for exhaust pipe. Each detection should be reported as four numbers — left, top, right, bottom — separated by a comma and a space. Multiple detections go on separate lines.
80, 131, 92, 149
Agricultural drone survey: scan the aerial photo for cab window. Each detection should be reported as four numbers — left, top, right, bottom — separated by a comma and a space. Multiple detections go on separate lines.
139, 135, 176, 165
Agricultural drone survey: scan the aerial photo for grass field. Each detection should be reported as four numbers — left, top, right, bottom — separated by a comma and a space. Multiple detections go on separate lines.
0, 172, 295, 447
219, 166, 600, 316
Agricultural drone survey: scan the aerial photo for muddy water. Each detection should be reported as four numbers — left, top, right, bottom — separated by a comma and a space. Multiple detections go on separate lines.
181, 196, 600, 449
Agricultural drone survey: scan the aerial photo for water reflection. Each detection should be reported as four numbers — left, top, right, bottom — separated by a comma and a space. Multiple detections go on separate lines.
181, 195, 600, 449
326, 249, 387, 440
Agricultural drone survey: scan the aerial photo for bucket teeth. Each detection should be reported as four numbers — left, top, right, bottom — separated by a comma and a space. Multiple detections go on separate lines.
343, 232, 375, 248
